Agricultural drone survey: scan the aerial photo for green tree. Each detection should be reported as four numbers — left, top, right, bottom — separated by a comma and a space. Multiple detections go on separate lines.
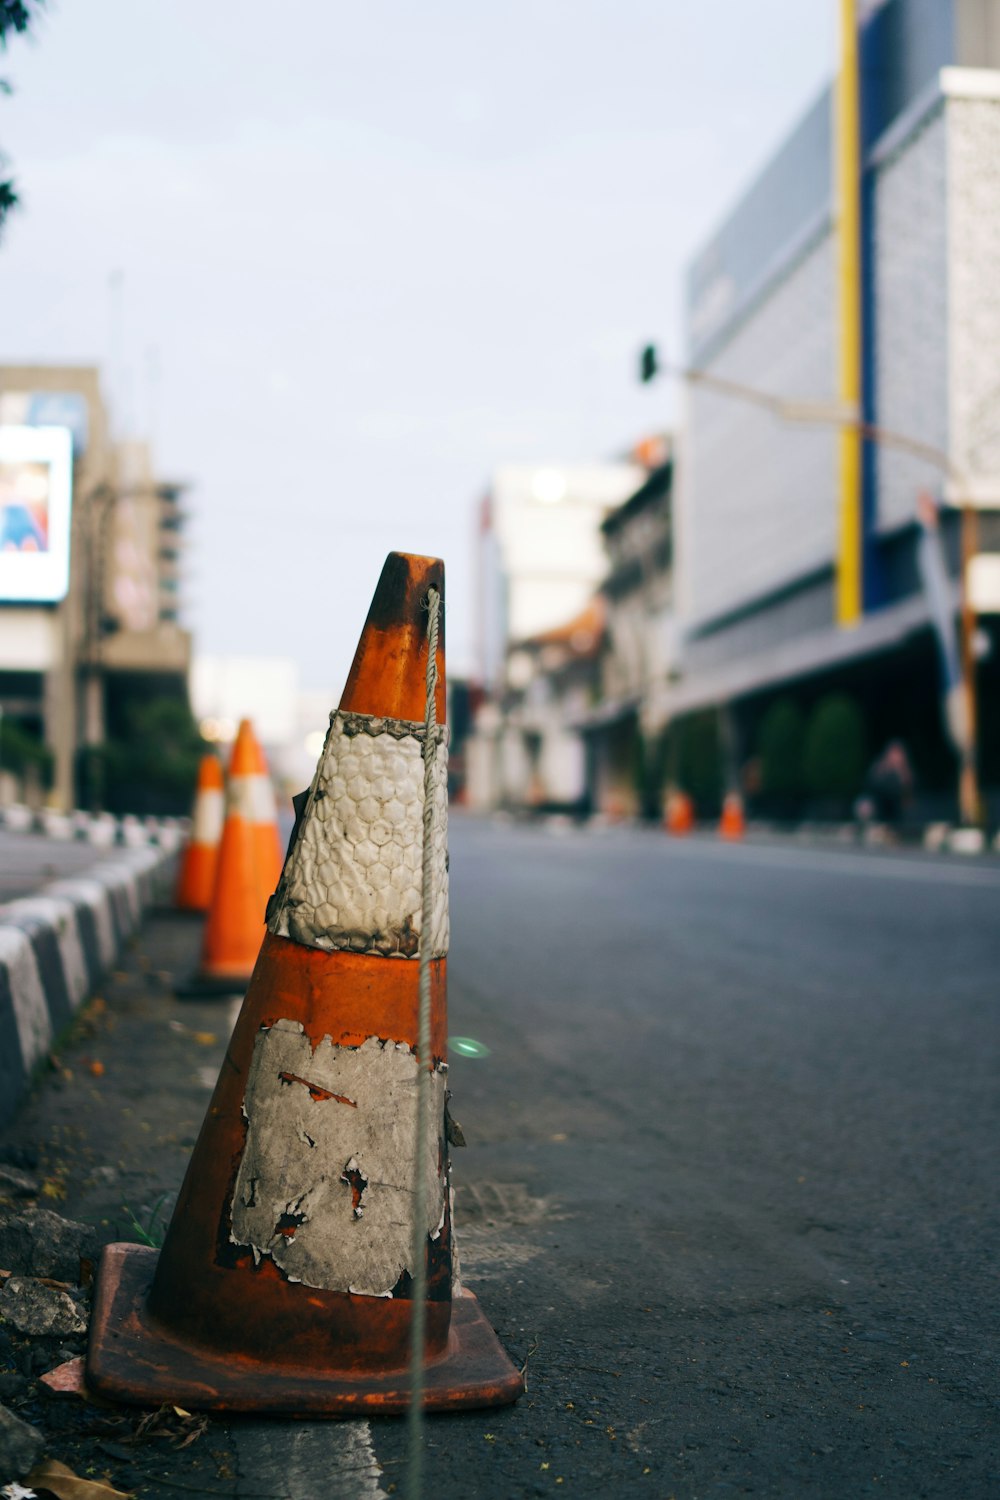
674, 709, 723, 816
803, 693, 866, 803
0, 715, 53, 785
84, 697, 209, 816
757, 698, 805, 809
1, 1, 45, 240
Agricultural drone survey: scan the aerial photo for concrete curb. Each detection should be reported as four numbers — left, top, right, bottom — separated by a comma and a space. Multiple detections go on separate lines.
0, 845, 174, 1129
0, 803, 187, 851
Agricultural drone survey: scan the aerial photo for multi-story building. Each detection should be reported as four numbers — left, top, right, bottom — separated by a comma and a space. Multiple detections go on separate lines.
468, 459, 644, 808
476, 460, 645, 693
585, 453, 675, 815
0, 365, 191, 808
674, 0, 1000, 816
468, 448, 675, 815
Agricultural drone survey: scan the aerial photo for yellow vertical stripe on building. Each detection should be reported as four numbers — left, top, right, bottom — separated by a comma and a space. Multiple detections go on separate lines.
836, 0, 863, 627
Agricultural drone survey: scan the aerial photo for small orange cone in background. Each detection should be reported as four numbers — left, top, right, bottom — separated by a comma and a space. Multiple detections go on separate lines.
665, 787, 695, 836
88, 551, 524, 1415
173, 754, 224, 912
231, 718, 284, 915
719, 791, 745, 841
175, 721, 274, 997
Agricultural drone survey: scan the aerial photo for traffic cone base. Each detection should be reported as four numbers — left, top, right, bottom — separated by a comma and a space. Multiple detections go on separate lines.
87, 1244, 525, 1416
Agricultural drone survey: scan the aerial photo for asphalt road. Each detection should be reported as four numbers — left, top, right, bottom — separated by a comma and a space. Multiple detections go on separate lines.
3, 818, 999, 1498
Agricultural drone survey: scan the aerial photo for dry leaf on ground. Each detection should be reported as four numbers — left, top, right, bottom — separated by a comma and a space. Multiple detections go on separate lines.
24, 1459, 132, 1500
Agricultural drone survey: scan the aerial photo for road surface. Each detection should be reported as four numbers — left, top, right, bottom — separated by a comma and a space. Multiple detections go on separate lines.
3, 818, 998, 1498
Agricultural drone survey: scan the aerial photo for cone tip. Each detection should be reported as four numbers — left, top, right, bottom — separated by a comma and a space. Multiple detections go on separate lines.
339, 552, 446, 722
197, 753, 224, 791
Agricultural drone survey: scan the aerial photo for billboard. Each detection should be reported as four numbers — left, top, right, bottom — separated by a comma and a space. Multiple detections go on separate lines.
0, 425, 74, 603
0, 390, 89, 455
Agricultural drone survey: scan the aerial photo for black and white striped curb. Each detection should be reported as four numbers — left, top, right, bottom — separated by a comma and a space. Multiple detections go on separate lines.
0, 803, 187, 851
0, 847, 173, 1129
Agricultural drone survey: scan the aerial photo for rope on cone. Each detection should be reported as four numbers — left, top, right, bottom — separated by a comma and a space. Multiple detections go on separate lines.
406, 584, 440, 1497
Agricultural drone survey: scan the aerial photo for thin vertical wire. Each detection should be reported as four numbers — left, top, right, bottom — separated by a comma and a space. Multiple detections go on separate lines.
406, 585, 440, 1500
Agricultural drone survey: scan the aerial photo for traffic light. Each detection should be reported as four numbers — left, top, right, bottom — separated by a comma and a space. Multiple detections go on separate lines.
639, 343, 658, 384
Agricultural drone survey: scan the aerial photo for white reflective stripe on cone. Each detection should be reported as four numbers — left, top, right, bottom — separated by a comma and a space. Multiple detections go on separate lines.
191, 788, 225, 845
227, 774, 277, 824
268, 710, 449, 960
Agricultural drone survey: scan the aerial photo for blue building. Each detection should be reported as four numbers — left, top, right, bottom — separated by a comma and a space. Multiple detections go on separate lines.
674, 0, 1000, 815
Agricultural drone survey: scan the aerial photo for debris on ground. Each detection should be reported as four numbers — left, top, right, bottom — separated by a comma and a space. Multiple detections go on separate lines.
0, 1401, 44, 1484
0, 1283, 86, 1341
24, 1456, 132, 1498
0, 1212, 96, 1288
0, 1171, 40, 1204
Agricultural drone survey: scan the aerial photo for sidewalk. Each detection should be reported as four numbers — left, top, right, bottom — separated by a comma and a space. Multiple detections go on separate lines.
0, 829, 176, 1131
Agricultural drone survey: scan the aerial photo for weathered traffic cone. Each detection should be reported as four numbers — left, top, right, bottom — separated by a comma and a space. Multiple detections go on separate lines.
173, 753, 224, 912
174, 723, 272, 996
718, 791, 745, 842
231, 718, 284, 915
87, 552, 524, 1415
664, 787, 694, 835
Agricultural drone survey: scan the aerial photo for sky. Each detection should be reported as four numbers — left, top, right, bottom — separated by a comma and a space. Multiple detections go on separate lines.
0, 0, 836, 698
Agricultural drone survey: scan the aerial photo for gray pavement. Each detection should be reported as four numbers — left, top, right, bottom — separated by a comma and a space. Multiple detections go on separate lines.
2, 817, 999, 1498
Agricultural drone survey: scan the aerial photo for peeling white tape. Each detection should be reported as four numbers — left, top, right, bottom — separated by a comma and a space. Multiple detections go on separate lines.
268, 711, 449, 959
231, 1019, 446, 1297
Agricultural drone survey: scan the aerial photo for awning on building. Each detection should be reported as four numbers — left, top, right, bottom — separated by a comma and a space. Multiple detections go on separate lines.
662, 592, 939, 718
569, 695, 640, 733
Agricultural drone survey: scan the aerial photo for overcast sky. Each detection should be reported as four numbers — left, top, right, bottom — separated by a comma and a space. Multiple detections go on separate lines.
0, 0, 835, 696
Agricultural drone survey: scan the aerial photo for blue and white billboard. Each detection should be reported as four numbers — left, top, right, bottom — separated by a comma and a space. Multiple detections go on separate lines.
0, 425, 74, 603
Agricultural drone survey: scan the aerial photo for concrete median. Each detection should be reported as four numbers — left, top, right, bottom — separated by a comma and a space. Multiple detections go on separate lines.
0, 845, 174, 1128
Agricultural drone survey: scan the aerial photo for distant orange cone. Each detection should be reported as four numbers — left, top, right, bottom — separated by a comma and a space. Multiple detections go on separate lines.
88, 551, 524, 1415
174, 754, 224, 912
719, 791, 745, 841
231, 719, 284, 914
665, 787, 694, 835
176, 723, 274, 996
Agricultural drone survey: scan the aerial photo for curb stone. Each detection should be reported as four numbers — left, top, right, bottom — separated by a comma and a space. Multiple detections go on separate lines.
0, 847, 173, 1130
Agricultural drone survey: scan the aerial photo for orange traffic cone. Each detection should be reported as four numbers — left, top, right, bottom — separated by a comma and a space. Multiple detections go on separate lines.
173, 754, 224, 912
231, 718, 284, 915
719, 791, 745, 841
665, 787, 694, 835
87, 551, 524, 1415
175, 723, 273, 996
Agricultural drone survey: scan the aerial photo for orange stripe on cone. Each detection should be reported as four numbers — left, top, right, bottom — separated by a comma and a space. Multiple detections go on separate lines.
87, 551, 523, 1416
174, 754, 224, 912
